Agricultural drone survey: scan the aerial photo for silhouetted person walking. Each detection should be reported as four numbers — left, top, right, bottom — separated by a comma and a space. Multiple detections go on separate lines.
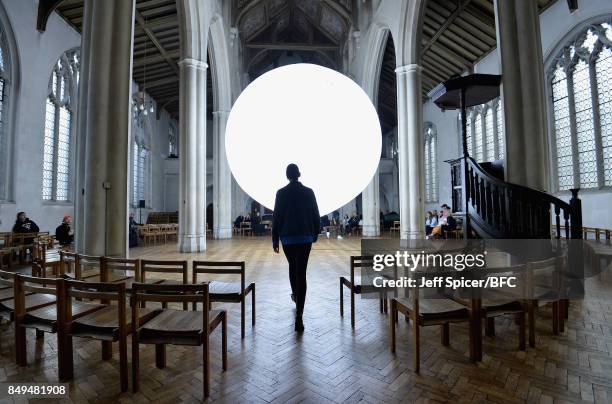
273, 164, 320, 332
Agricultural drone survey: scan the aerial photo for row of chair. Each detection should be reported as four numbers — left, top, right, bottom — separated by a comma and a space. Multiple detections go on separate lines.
0, 268, 224, 399
340, 255, 569, 372
137, 224, 178, 245
0, 232, 52, 269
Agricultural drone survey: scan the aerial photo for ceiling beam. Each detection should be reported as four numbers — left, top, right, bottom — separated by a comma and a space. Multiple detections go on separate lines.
134, 10, 179, 77
422, 0, 472, 55
37, 0, 67, 32
144, 76, 178, 89
246, 42, 339, 51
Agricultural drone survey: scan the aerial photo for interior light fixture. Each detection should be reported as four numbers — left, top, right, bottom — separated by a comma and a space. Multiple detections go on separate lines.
225, 63, 381, 215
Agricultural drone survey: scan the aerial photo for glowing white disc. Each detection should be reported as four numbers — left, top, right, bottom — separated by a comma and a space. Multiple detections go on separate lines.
225, 64, 381, 216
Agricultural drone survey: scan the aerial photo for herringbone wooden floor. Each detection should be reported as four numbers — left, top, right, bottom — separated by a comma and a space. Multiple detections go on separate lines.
1, 237, 612, 403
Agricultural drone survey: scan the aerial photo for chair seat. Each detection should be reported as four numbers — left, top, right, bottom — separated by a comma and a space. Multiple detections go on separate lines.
531, 286, 560, 301
0, 293, 56, 312
481, 299, 524, 316
138, 309, 224, 346
209, 281, 242, 300
396, 297, 470, 325
21, 300, 104, 333
70, 306, 159, 341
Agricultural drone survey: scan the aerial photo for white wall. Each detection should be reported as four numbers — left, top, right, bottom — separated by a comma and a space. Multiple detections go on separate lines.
0, 1, 178, 232
0, 0, 80, 232
422, 0, 612, 228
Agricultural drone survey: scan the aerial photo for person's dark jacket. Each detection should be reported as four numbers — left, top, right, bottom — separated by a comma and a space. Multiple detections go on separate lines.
13, 218, 39, 234
55, 223, 74, 246
272, 181, 320, 248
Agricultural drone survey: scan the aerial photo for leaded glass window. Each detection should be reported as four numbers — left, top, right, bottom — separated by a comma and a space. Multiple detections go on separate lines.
132, 142, 148, 207
0, 24, 11, 201
42, 49, 80, 201
549, 21, 612, 190
424, 123, 438, 202
458, 98, 505, 163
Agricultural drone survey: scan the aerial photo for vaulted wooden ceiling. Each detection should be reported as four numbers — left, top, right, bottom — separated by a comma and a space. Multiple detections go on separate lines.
51, 0, 562, 127
54, 0, 187, 119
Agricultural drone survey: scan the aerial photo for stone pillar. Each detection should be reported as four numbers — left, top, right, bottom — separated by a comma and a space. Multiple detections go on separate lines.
178, 58, 208, 252
213, 110, 232, 239
494, 0, 549, 190
396, 64, 425, 240
76, 0, 135, 256
361, 170, 380, 237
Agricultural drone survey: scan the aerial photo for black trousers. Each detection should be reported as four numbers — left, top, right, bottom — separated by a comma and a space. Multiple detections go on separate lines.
282, 243, 312, 316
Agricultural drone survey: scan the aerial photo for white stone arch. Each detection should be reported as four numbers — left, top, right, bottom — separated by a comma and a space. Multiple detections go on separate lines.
0, 1, 20, 202
208, 14, 232, 113
360, 22, 391, 102
396, 0, 427, 67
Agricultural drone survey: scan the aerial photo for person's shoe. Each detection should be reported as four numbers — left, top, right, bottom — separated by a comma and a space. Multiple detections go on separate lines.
291, 294, 296, 303
295, 316, 304, 332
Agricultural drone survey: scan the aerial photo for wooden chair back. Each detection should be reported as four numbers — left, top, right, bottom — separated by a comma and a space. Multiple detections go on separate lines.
11, 232, 40, 246
60, 251, 79, 277
0, 269, 15, 289
65, 279, 126, 316
192, 261, 245, 292
140, 260, 188, 284
101, 257, 140, 282
349, 256, 374, 283
78, 254, 103, 280
14, 273, 64, 317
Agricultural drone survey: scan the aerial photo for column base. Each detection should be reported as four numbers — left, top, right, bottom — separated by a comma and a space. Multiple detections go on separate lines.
400, 230, 425, 240
362, 225, 381, 237
179, 235, 206, 253
213, 226, 233, 240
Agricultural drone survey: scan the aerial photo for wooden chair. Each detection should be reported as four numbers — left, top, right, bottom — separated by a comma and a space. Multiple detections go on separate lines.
63, 279, 159, 391
390, 221, 400, 236
142, 225, 157, 245
72, 254, 103, 281
526, 256, 565, 347
0, 269, 56, 323
192, 261, 255, 339
240, 221, 252, 236
101, 257, 139, 284
390, 280, 471, 373
340, 256, 389, 328
32, 241, 61, 277
140, 260, 189, 310
131, 282, 227, 399
13, 267, 104, 379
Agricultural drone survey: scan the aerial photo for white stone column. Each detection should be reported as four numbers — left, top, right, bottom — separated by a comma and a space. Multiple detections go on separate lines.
361, 170, 380, 237
76, 0, 135, 256
213, 110, 232, 239
494, 0, 549, 190
178, 58, 208, 252
396, 64, 425, 240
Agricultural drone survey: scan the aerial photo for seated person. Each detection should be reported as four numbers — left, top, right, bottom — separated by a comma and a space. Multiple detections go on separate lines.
55, 215, 74, 247
425, 211, 437, 235
13, 212, 40, 245
234, 215, 244, 229
429, 204, 455, 239
129, 213, 139, 248
252, 212, 264, 236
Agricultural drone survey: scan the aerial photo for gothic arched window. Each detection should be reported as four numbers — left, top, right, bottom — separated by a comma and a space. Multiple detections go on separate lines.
424, 123, 438, 202
0, 16, 14, 201
459, 98, 505, 163
42, 49, 79, 201
549, 20, 612, 190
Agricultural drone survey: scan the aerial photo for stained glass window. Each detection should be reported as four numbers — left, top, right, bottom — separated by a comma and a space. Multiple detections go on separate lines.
42, 49, 80, 201
549, 21, 612, 190
424, 124, 438, 202
474, 113, 483, 162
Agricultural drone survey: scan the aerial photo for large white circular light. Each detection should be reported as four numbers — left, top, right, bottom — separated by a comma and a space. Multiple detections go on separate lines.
225, 63, 381, 216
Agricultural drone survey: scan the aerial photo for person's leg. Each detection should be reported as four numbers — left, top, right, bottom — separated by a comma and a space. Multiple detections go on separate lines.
294, 243, 312, 317
283, 244, 298, 297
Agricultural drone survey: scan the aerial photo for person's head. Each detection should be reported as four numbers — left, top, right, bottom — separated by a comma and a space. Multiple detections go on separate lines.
129, 212, 135, 219
16, 212, 26, 222
441, 204, 450, 216
286, 163, 300, 181
427, 211, 433, 219
62, 215, 72, 225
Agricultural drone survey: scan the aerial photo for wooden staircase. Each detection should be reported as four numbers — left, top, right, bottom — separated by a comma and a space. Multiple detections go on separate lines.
448, 157, 582, 240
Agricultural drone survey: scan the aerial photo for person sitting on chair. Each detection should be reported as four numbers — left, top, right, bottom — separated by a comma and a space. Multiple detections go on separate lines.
55, 215, 74, 247
428, 205, 455, 239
